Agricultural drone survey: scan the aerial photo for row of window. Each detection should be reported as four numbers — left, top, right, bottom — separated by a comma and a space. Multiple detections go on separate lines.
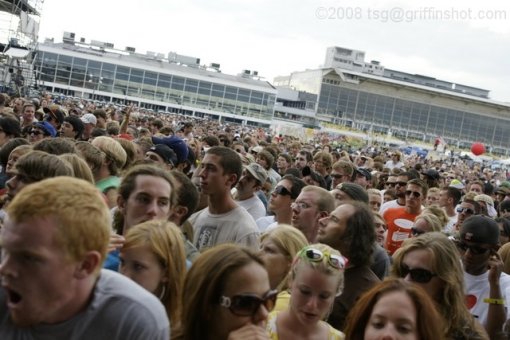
34, 51, 276, 120
318, 83, 510, 148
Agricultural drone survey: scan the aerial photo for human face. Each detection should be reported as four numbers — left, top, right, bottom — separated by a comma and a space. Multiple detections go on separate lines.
317, 203, 355, 251
369, 193, 382, 213
459, 239, 493, 275
118, 175, 172, 232
276, 156, 289, 171
438, 190, 449, 208
60, 121, 76, 138
405, 184, 423, 213
386, 176, 397, 189
0, 127, 9, 147
374, 217, 387, 246
499, 222, 510, 246
331, 188, 350, 207
354, 174, 368, 188
469, 184, 483, 194
330, 170, 350, 188
255, 157, 268, 170
456, 202, 476, 227
269, 179, 293, 214
364, 291, 418, 340
401, 249, 442, 301
199, 153, 234, 196
144, 151, 166, 166
22, 106, 35, 123
289, 264, 338, 324
5, 171, 33, 202
5, 150, 24, 177
425, 191, 439, 207
411, 218, 431, 237
0, 216, 85, 326
119, 244, 166, 296
395, 176, 409, 197
29, 128, 45, 143
236, 169, 258, 197
211, 262, 271, 339
259, 238, 290, 290
291, 191, 321, 242
313, 159, 326, 175
294, 154, 308, 170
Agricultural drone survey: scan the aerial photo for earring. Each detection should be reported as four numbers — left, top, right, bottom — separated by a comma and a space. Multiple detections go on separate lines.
158, 285, 166, 301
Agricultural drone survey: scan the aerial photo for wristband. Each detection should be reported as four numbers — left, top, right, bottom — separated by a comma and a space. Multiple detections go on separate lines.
483, 298, 505, 305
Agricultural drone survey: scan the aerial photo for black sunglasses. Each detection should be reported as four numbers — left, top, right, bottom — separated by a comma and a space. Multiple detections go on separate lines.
273, 185, 292, 197
405, 190, 421, 198
400, 264, 436, 283
396, 181, 407, 187
457, 242, 490, 255
411, 227, 426, 236
220, 289, 278, 316
456, 207, 474, 215
30, 130, 43, 136
386, 182, 397, 187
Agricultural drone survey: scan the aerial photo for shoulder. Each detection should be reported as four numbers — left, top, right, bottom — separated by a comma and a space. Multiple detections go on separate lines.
325, 322, 345, 340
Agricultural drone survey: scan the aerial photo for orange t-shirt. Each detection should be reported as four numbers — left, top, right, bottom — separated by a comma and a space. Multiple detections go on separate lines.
383, 207, 419, 255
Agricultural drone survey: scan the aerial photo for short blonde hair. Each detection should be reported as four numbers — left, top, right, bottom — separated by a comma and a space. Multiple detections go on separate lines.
6, 177, 110, 271
58, 153, 94, 183
91, 136, 127, 175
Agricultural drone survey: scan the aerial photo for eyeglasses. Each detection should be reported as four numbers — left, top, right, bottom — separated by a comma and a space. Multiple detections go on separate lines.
331, 173, 347, 179
457, 242, 490, 255
456, 207, 475, 215
291, 201, 313, 210
30, 130, 43, 136
400, 264, 436, 283
273, 185, 292, 197
396, 181, 408, 187
220, 289, 278, 316
405, 190, 421, 198
298, 247, 347, 270
411, 227, 426, 236
386, 182, 397, 187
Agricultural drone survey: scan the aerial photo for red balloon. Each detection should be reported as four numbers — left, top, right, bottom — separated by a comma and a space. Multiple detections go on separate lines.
471, 142, 485, 156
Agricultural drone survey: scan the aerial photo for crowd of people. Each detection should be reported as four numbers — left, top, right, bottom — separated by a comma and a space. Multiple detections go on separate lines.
1, 92, 510, 339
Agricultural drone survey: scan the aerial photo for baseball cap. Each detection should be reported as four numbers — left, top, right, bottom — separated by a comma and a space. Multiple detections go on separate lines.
152, 136, 189, 164
148, 144, 177, 166
422, 169, 440, 180
334, 182, 369, 204
81, 113, 97, 126
449, 179, 465, 190
33, 121, 57, 137
43, 105, 65, 125
244, 163, 268, 185
460, 215, 499, 245
355, 167, 372, 181
302, 166, 327, 189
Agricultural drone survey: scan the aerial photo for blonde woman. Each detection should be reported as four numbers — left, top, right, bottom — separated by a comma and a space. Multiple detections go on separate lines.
259, 224, 308, 311
120, 220, 186, 328
266, 244, 346, 339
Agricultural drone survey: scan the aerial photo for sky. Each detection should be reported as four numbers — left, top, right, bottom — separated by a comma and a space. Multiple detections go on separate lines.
35, 0, 510, 102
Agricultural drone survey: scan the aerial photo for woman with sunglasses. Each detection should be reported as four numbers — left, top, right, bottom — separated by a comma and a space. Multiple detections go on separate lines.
392, 232, 488, 339
343, 278, 444, 339
174, 244, 275, 340
410, 213, 442, 237
259, 225, 308, 312
266, 244, 346, 339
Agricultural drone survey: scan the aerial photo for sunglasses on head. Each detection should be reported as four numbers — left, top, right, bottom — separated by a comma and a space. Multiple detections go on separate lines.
298, 247, 347, 270
457, 242, 490, 255
400, 264, 436, 283
273, 185, 292, 197
220, 289, 278, 316
411, 227, 426, 236
405, 190, 421, 198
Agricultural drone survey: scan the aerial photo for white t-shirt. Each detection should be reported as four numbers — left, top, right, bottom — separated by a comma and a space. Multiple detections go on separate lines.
237, 195, 266, 221
464, 270, 510, 326
379, 199, 402, 215
190, 206, 259, 251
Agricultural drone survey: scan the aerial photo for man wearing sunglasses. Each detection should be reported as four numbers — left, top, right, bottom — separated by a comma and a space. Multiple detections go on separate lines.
455, 199, 481, 231
384, 178, 427, 255
380, 171, 416, 215
256, 175, 306, 232
330, 160, 355, 189
460, 216, 510, 337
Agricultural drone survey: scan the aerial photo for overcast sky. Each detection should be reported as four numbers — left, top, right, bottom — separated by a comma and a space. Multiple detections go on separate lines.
37, 0, 510, 102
